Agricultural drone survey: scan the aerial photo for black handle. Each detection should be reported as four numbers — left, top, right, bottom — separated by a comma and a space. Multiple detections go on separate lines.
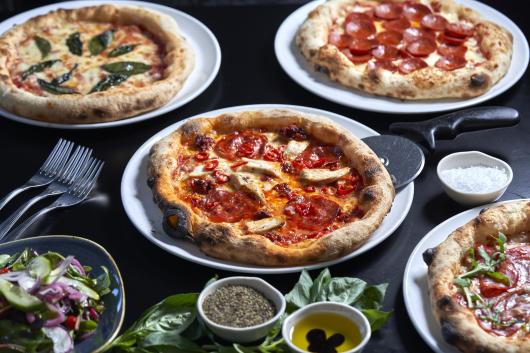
389, 106, 519, 150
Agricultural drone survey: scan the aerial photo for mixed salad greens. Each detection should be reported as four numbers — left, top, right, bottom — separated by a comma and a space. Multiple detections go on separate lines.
105, 268, 392, 353
0, 248, 110, 353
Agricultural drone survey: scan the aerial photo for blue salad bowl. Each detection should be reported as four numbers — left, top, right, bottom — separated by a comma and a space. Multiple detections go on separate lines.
0, 235, 125, 353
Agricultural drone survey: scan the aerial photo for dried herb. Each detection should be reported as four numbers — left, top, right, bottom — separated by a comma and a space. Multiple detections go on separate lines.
89, 29, 115, 56
89, 73, 129, 93
102, 61, 151, 75
38, 79, 77, 95
34, 36, 51, 58
108, 44, 137, 57
66, 32, 83, 56
51, 64, 78, 85
21, 60, 60, 81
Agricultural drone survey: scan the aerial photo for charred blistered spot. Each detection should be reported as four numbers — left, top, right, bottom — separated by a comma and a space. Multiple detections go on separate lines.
147, 176, 155, 188
361, 188, 376, 203
76, 113, 88, 120
315, 65, 330, 75
162, 207, 189, 238
479, 208, 488, 214
368, 70, 380, 84
92, 108, 109, 118
441, 320, 461, 345
469, 73, 489, 89
358, 83, 365, 89
423, 248, 436, 265
364, 165, 382, 180
437, 296, 454, 312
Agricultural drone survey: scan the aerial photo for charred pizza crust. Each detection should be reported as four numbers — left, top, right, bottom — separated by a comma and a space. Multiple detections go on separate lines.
425, 201, 530, 353
0, 5, 194, 124
148, 109, 395, 266
296, 0, 512, 100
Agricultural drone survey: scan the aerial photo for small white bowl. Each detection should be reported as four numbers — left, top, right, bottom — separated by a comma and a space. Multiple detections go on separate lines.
437, 151, 513, 206
197, 276, 286, 343
282, 302, 371, 353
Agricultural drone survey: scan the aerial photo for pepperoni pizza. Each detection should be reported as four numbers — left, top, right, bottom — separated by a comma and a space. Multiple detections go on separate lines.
148, 109, 394, 266
296, 0, 512, 100
425, 201, 530, 353
0, 5, 194, 124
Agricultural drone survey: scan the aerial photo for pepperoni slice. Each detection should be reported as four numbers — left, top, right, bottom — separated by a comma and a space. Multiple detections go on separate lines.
368, 59, 398, 72
214, 130, 267, 161
201, 190, 259, 223
445, 22, 475, 38
438, 32, 466, 46
345, 12, 373, 22
403, 27, 435, 43
374, 2, 403, 20
479, 278, 509, 298
372, 44, 399, 60
349, 38, 376, 55
403, 2, 432, 22
399, 57, 427, 74
341, 49, 371, 64
435, 55, 467, 70
345, 18, 376, 38
437, 43, 467, 57
295, 145, 343, 169
406, 38, 436, 57
284, 195, 340, 231
376, 30, 403, 45
420, 14, 447, 31
383, 17, 411, 32
328, 31, 352, 49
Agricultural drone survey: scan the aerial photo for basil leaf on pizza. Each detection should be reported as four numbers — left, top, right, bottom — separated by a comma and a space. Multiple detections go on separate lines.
51, 64, 78, 85
21, 59, 60, 81
102, 61, 151, 75
37, 79, 77, 95
89, 29, 115, 56
108, 44, 137, 58
66, 32, 83, 56
90, 73, 130, 93
34, 36, 51, 58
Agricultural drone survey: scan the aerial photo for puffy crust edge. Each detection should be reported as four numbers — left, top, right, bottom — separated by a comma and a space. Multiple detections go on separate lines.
296, 0, 513, 100
147, 108, 395, 266
0, 5, 194, 124
426, 201, 530, 353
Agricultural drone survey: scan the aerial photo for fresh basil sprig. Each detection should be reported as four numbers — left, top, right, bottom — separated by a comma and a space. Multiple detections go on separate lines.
20, 60, 60, 81
102, 61, 151, 75
108, 44, 137, 58
34, 36, 51, 58
66, 32, 83, 56
89, 29, 116, 56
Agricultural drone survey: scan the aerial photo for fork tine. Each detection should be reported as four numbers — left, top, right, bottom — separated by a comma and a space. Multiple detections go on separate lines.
64, 147, 93, 184
69, 157, 96, 192
47, 140, 74, 177
39, 139, 65, 173
57, 145, 83, 181
78, 160, 104, 197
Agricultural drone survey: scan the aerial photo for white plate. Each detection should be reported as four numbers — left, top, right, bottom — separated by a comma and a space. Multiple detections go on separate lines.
121, 104, 414, 274
0, 0, 221, 129
402, 198, 529, 353
274, 0, 529, 114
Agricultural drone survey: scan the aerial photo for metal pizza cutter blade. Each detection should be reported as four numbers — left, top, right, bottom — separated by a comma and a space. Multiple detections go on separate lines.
361, 106, 519, 190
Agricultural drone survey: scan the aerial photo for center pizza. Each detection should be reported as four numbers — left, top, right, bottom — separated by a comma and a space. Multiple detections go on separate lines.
426, 201, 530, 353
296, 0, 512, 100
0, 5, 194, 124
148, 109, 394, 266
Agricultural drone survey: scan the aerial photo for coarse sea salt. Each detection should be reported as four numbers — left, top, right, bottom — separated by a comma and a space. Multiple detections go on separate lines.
440, 165, 508, 193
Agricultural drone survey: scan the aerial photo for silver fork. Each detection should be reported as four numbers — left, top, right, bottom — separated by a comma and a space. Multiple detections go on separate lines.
3, 158, 104, 243
0, 145, 93, 239
0, 139, 74, 212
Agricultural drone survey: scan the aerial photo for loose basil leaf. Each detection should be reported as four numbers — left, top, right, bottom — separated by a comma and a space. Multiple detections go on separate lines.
102, 61, 151, 75
353, 283, 388, 310
362, 309, 393, 332
51, 63, 78, 85
89, 73, 129, 93
38, 79, 77, 95
21, 60, 60, 81
285, 270, 313, 311
309, 267, 331, 302
66, 32, 83, 56
324, 277, 367, 305
34, 36, 51, 58
89, 29, 115, 56
108, 44, 137, 58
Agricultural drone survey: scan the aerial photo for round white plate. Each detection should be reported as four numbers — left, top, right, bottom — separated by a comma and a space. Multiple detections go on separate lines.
121, 104, 414, 274
274, 0, 529, 114
0, 0, 221, 129
403, 198, 529, 353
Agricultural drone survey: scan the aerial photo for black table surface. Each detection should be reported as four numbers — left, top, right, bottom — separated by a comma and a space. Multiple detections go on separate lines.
0, 1, 528, 352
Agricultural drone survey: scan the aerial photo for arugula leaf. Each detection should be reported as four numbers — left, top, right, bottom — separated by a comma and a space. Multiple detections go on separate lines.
285, 270, 313, 311
34, 36, 51, 58
89, 29, 115, 56
66, 32, 83, 56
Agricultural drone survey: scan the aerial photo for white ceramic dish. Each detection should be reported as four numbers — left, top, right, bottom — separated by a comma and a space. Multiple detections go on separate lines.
120, 104, 414, 274
402, 199, 528, 353
282, 302, 371, 353
0, 0, 221, 129
274, 0, 529, 114
437, 151, 513, 206
197, 276, 286, 343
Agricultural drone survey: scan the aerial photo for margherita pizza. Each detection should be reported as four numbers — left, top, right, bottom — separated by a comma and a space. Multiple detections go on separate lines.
0, 5, 194, 124
296, 0, 512, 100
148, 109, 394, 266
425, 201, 530, 353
